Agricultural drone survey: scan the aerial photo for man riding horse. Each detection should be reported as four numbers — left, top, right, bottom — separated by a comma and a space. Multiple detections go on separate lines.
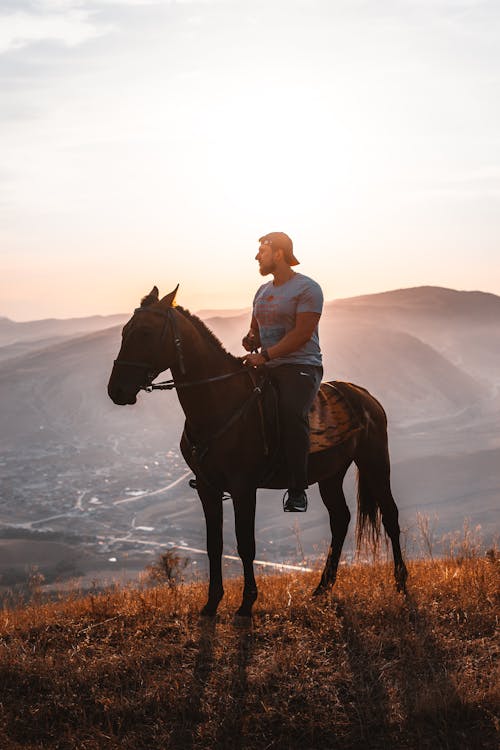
242, 232, 323, 513
108, 249, 408, 615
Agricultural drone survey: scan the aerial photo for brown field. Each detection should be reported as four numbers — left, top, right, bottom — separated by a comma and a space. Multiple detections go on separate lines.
0, 554, 498, 750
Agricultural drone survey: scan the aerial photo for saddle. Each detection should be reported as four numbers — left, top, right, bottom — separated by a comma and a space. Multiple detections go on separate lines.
258, 377, 362, 458
308, 381, 362, 453
251, 377, 363, 488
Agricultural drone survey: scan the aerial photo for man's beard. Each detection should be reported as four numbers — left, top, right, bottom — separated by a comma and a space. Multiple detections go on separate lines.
259, 261, 276, 276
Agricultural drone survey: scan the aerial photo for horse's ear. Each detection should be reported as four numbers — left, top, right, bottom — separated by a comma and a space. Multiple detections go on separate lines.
160, 284, 179, 308
140, 286, 159, 307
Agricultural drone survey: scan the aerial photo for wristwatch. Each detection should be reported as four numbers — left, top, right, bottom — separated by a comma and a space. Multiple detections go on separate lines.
261, 349, 270, 362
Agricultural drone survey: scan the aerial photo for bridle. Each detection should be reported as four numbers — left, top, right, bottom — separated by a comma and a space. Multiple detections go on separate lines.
113, 305, 185, 381
113, 305, 248, 391
113, 303, 275, 493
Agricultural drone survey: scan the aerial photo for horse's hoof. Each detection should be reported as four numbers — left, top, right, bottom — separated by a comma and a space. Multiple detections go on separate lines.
233, 611, 252, 626
395, 567, 409, 595
312, 583, 331, 598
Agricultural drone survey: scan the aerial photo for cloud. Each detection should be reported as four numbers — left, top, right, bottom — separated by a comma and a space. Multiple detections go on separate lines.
88, 0, 217, 6
0, 0, 218, 56
0, 6, 113, 54
92, 1, 167, 6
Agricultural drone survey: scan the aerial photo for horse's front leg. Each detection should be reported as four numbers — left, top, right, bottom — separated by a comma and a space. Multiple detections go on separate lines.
198, 485, 224, 617
232, 490, 258, 618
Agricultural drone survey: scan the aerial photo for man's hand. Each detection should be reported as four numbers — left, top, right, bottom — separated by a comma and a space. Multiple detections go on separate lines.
244, 352, 267, 367
242, 331, 257, 352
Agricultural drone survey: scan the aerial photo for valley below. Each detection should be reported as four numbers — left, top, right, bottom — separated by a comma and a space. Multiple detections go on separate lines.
0, 286, 498, 594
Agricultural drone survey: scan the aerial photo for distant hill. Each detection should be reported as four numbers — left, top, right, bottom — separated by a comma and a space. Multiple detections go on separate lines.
332, 285, 500, 320
0, 285, 498, 568
195, 307, 250, 319
329, 287, 500, 386
0, 326, 183, 451
320, 319, 483, 420
0, 335, 75, 364
0, 287, 491, 451
0, 313, 129, 348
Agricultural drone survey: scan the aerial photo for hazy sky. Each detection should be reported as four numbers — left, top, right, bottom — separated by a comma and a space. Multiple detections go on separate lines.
1, 0, 499, 320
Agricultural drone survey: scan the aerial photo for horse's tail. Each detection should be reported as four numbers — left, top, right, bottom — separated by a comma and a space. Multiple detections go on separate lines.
332, 380, 385, 552
355, 465, 382, 552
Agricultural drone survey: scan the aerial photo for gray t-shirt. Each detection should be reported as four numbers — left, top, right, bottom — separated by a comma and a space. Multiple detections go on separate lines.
253, 273, 323, 367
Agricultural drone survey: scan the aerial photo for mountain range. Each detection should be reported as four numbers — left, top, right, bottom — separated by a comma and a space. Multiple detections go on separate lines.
0, 286, 498, 588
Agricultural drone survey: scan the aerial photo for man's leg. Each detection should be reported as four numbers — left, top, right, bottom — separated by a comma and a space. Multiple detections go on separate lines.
272, 364, 322, 508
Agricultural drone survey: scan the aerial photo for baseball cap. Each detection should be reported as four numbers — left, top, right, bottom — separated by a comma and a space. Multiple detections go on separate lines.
258, 232, 300, 266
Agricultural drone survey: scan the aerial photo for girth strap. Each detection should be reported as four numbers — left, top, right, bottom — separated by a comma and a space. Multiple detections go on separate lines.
188, 384, 263, 463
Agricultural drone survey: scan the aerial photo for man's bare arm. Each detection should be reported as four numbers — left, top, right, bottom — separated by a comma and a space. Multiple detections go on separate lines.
266, 312, 320, 359
244, 311, 320, 365
242, 314, 261, 351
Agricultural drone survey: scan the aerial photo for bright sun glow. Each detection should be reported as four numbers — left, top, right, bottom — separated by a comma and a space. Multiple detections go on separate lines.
1, 1, 499, 319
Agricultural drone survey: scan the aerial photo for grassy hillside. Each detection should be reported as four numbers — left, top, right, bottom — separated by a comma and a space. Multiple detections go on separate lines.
0, 556, 498, 749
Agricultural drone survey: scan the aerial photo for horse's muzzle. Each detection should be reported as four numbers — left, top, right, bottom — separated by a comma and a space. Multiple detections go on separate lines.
107, 383, 137, 406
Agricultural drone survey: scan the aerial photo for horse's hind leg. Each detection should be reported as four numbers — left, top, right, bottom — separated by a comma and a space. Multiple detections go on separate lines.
357, 450, 408, 593
313, 466, 351, 596
379, 487, 408, 593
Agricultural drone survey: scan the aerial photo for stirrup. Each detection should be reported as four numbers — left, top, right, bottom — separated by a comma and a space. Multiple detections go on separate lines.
189, 477, 231, 501
282, 490, 308, 512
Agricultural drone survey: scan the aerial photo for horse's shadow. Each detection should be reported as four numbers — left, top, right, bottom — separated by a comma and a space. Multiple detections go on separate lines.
337, 590, 496, 749
335, 598, 395, 747
168, 616, 253, 749
213, 620, 253, 747
168, 616, 218, 749
165, 589, 497, 750
398, 593, 496, 749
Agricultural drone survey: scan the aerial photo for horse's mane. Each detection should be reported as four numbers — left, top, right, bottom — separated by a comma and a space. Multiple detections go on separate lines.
176, 306, 241, 365
139, 292, 240, 364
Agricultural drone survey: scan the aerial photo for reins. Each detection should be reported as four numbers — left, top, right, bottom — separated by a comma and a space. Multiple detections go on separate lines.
141, 368, 249, 392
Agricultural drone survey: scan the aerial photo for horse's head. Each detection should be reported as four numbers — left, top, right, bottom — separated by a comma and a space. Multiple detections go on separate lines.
107, 285, 179, 405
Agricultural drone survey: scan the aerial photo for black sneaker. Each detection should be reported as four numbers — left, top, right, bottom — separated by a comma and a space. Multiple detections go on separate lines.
283, 490, 308, 512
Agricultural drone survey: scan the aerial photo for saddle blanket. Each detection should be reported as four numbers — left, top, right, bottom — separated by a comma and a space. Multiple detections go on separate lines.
309, 381, 361, 454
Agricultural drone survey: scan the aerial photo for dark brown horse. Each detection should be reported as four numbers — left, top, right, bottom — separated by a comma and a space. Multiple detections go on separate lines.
107, 286, 407, 617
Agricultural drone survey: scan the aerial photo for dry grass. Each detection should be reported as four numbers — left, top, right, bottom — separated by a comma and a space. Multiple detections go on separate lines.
0, 555, 498, 750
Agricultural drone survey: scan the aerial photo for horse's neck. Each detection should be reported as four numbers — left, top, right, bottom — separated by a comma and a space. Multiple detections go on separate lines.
172, 312, 235, 377
171, 313, 246, 431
